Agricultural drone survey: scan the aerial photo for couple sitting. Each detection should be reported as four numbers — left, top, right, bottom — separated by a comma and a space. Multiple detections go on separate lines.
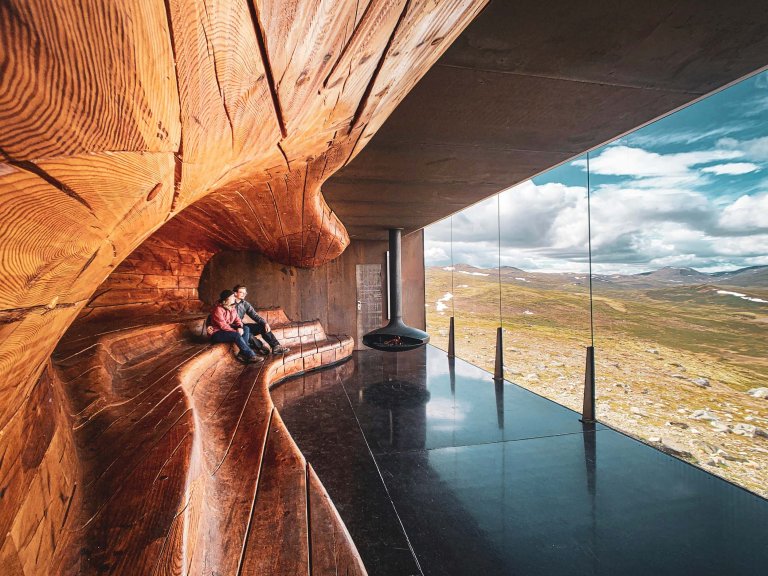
208, 284, 289, 363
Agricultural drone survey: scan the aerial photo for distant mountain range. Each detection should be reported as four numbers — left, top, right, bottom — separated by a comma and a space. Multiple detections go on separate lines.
439, 264, 768, 291
600, 265, 768, 289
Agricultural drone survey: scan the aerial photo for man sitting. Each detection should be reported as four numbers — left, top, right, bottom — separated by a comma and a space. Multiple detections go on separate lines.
209, 289, 262, 364
232, 284, 289, 354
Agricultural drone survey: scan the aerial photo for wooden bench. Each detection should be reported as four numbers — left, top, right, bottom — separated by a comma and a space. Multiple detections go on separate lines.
50, 309, 364, 575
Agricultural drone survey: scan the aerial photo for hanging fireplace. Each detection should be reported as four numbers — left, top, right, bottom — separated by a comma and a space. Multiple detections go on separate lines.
363, 228, 430, 352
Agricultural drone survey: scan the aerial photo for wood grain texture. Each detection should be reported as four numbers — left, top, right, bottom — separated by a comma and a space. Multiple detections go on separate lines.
349, 0, 488, 160
36, 309, 359, 574
240, 409, 309, 576
0, 363, 81, 575
0, 1, 484, 571
0, 0, 180, 158
0, 0, 482, 366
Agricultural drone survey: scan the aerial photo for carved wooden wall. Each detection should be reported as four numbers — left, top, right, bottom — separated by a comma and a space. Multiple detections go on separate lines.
197, 232, 426, 349
0, 362, 80, 574
0, 0, 486, 572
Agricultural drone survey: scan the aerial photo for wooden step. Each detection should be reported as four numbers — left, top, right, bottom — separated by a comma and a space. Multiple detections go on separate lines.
49, 308, 362, 575
240, 410, 309, 576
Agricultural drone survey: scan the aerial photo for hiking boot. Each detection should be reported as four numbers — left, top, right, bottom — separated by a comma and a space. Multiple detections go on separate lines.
271, 345, 289, 355
247, 354, 264, 364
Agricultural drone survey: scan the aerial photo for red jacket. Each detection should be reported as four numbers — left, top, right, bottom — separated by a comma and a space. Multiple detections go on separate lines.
209, 304, 243, 334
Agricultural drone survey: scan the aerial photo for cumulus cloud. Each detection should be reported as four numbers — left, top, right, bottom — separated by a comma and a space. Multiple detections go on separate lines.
573, 145, 742, 178
425, 97, 768, 274
719, 192, 768, 232
424, 245, 449, 263
498, 180, 588, 248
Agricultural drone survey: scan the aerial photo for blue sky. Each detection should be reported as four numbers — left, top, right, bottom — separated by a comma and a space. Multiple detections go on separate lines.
425, 70, 768, 274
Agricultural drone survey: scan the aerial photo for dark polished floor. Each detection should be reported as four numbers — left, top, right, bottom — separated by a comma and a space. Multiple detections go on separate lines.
272, 345, 768, 576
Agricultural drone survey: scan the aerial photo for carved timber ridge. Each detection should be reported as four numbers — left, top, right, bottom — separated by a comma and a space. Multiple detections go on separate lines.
47, 310, 360, 574
0, 1, 487, 572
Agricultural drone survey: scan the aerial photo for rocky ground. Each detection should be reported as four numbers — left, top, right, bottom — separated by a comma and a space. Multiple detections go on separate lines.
429, 321, 768, 499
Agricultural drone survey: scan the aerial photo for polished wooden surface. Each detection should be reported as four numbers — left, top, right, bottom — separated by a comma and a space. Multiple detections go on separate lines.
0, 0, 483, 389
0, 0, 484, 412
0, 5, 484, 569
36, 309, 360, 575
0, 362, 80, 576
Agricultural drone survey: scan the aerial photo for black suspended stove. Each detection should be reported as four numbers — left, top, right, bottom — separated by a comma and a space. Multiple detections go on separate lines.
363, 228, 429, 352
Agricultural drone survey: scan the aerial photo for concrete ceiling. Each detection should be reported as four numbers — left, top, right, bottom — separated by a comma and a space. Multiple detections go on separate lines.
324, 0, 768, 239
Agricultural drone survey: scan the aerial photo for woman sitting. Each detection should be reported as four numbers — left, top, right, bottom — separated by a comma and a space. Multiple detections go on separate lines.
209, 290, 262, 363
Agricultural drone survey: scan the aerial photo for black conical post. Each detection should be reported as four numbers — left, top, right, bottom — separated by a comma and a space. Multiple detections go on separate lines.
448, 316, 455, 358
494, 326, 503, 381
581, 346, 596, 423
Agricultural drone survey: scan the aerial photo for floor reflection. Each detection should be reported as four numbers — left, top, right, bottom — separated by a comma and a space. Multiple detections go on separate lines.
275, 345, 768, 576
345, 346, 604, 456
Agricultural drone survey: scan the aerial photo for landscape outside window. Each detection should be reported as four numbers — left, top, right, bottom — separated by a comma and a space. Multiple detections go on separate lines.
424, 70, 768, 497
450, 195, 502, 361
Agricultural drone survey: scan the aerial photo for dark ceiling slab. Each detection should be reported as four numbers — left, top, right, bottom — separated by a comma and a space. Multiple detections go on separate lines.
364, 68, 699, 151
324, 0, 768, 240
440, 0, 768, 94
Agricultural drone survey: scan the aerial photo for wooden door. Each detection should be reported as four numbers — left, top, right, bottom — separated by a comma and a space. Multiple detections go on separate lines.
356, 264, 383, 349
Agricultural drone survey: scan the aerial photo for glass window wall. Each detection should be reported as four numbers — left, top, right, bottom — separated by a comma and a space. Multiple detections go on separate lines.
424, 70, 768, 498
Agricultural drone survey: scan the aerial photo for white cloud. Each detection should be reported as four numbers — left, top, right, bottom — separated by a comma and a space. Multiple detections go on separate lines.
701, 163, 760, 175
424, 244, 449, 264
719, 193, 768, 232
498, 180, 588, 248
574, 145, 742, 178
424, 135, 768, 273
621, 125, 751, 147
744, 95, 768, 117
718, 136, 768, 161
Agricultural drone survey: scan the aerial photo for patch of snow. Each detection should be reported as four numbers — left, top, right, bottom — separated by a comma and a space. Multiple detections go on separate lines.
716, 290, 768, 303
459, 270, 489, 276
434, 292, 453, 313
514, 277, 529, 282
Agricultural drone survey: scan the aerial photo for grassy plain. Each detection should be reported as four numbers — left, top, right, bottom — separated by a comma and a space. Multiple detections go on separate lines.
426, 266, 768, 497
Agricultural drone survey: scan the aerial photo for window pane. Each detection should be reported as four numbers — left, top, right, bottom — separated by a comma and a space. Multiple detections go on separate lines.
498, 163, 591, 410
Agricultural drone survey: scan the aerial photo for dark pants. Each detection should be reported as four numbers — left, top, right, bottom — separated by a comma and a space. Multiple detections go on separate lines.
211, 325, 255, 357
247, 321, 281, 349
